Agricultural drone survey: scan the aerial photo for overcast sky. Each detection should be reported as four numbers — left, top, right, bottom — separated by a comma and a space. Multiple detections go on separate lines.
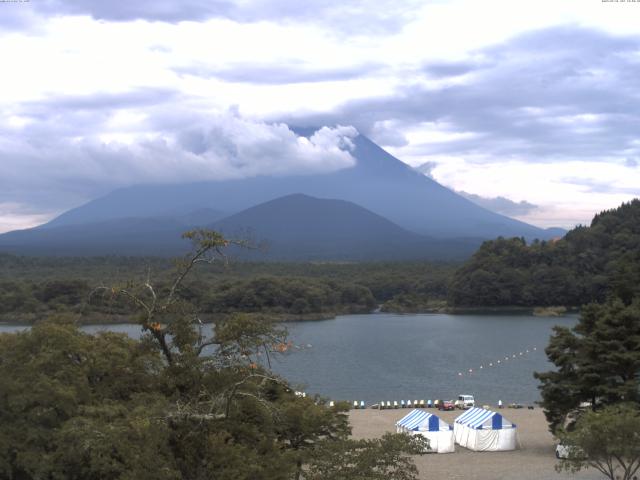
2, 0, 639, 232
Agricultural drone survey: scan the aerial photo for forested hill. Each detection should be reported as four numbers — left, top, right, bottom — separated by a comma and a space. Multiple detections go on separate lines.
448, 199, 640, 307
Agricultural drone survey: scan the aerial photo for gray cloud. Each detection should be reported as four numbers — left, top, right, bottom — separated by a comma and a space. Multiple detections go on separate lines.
174, 62, 382, 85
414, 161, 438, 177
457, 192, 539, 216
31, 0, 234, 23
0, 4, 41, 31
367, 121, 409, 147
1, 91, 358, 214
626, 158, 638, 168
422, 60, 486, 78
7, 89, 180, 154
561, 177, 640, 195
287, 27, 640, 162
21, 88, 178, 113
413, 162, 539, 215
5, 0, 426, 35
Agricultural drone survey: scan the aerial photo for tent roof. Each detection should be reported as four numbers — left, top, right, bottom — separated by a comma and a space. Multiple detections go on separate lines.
396, 409, 451, 431
455, 407, 515, 429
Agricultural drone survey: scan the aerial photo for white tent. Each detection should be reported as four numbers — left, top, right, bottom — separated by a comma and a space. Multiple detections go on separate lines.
396, 409, 455, 453
454, 407, 517, 451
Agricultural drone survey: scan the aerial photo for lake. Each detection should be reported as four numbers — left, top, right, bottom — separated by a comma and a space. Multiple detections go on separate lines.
0, 313, 575, 405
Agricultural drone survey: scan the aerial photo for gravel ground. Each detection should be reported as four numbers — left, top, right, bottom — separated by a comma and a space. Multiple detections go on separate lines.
348, 407, 604, 480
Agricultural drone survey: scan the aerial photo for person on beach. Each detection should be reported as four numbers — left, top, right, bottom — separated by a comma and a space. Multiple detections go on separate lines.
498, 400, 503, 408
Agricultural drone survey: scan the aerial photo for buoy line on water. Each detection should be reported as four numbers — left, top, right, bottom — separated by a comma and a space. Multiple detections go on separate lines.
457, 346, 539, 377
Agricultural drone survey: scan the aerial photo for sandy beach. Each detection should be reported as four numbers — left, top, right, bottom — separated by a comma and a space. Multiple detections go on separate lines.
349, 407, 604, 480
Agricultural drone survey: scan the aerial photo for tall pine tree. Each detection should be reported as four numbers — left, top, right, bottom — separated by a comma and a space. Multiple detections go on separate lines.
535, 297, 640, 432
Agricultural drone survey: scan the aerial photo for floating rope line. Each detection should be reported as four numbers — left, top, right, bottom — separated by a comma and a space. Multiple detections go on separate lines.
457, 346, 539, 377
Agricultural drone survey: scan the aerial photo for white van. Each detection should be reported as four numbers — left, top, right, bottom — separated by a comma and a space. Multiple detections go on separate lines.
454, 394, 475, 409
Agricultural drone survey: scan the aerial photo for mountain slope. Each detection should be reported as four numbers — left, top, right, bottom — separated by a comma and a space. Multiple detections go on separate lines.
210, 194, 480, 260
0, 194, 481, 259
41, 134, 554, 240
0, 209, 227, 256
0, 217, 187, 256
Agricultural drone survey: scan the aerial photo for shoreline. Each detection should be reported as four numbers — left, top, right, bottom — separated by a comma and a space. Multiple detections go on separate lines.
0, 306, 578, 326
384, 305, 578, 315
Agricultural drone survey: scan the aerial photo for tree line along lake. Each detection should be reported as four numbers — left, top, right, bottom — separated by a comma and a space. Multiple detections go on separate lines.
0, 312, 576, 405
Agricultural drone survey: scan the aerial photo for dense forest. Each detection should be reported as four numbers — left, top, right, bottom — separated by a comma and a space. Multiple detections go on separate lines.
2, 199, 639, 321
0, 256, 455, 323
449, 200, 640, 307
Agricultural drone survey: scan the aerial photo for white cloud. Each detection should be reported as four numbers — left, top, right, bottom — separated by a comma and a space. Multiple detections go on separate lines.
403, 122, 483, 144
425, 157, 640, 228
1, 1, 640, 232
0, 108, 358, 232
0, 204, 58, 234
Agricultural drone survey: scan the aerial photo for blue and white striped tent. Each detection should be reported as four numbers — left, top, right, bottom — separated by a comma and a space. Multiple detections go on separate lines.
454, 408, 517, 451
396, 409, 455, 453
396, 409, 452, 432
455, 407, 514, 430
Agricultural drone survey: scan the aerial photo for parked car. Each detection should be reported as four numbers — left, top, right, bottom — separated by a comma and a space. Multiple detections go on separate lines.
555, 443, 569, 459
454, 394, 475, 409
438, 400, 455, 411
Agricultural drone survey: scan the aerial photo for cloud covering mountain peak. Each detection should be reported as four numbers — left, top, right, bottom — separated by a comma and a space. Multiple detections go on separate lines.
0, 104, 358, 232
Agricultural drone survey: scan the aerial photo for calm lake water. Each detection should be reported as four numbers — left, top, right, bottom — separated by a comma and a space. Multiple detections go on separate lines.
0, 313, 576, 405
